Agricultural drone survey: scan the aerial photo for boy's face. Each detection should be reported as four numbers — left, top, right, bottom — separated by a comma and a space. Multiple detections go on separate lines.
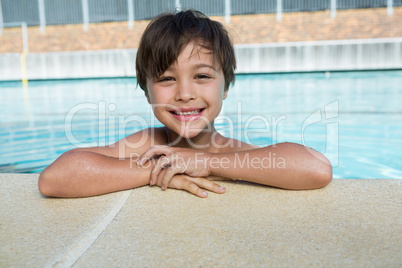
145, 42, 227, 139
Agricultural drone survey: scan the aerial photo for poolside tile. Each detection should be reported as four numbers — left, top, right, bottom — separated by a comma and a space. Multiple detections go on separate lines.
75, 179, 401, 266
0, 173, 128, 267
2, 174, 398, 267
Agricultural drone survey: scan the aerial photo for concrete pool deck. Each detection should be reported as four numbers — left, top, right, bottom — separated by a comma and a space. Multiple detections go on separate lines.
0, 174, 400, 267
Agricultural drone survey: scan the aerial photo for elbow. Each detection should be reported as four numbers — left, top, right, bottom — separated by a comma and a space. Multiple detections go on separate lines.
38, 165, 63, 197
300, 146, 333, 189
311, 157, 333, 189
38, 168, 54, 196
312, 167, 332, 189
38, 150, 78, 197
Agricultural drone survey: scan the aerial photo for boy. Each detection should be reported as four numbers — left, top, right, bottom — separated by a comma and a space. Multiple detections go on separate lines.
38, 10, 332, 198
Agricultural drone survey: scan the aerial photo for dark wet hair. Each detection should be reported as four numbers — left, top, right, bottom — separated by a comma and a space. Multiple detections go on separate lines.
136, 9, 236, 91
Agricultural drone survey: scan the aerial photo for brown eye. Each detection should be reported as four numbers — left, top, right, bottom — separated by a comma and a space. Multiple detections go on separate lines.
195, 74, 211, 79
158, 77, 175, 82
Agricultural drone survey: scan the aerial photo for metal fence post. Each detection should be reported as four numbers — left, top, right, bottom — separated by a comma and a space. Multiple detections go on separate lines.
0, 0, 3, 36
22, 22, 29, 53
276, 0, 282, 22
128, 0, 134, 29
387, 0, 393, 16
20, 22, 29, 84
176, 0, 181, 11
82, 0, 89, 32
331, 0, 336, 18
38, 0, 46, 33
225, 0, 230, 24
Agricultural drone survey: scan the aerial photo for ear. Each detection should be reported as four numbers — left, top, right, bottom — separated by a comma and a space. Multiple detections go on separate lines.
144, 90, 151, 104
223, 88, 228, 100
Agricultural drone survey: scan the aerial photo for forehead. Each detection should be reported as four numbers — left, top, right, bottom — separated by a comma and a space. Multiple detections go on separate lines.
174, 42, 216, 67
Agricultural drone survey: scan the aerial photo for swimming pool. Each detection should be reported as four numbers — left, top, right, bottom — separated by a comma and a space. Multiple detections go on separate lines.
1, 71, 401, 178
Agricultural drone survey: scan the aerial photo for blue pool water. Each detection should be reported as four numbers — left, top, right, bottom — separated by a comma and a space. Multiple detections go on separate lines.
1, 71, 401, 178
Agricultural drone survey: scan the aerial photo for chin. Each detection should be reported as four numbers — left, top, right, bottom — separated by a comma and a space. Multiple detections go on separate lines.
165, 120, 214, 141
184, 132, 203, 139
177, 129, 202, 139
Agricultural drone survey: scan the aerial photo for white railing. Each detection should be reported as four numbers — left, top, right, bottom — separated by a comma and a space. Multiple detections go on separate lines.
1, 37, 401, 81
0, 0, 399, 35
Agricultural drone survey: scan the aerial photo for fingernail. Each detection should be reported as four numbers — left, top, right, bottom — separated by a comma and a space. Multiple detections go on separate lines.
219, 186, 226, 191
202, 191, 208, 197
136, 159, 141, 166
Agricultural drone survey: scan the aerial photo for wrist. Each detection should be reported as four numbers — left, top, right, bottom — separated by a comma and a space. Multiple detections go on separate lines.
205, 152, 214, 176
205, 152, 230, 177
194, 152, 214, 176
131, 157, 154, 182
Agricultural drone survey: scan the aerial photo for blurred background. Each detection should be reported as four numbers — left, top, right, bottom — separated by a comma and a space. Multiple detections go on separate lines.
0, 0, 402, 53
1, 0, 402, 79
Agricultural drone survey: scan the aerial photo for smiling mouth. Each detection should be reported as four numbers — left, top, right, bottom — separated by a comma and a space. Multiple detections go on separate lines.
169, 108, 205, 122
170, 108, 205, 116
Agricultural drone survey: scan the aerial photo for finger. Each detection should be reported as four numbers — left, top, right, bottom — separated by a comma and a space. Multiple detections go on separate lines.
159, 163, 183, 190
150, 156, 171, 185
187, 177, 226, 194
138, 145, 171, 166
181, 181, 209, 198
153, 168, 167, 187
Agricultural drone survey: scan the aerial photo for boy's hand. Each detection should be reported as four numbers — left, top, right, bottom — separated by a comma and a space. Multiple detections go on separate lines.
137, 145, 212, 190
160, 174, 226, 198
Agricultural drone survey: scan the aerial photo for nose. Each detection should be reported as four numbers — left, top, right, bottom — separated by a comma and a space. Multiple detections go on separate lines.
175, 79, 196, 102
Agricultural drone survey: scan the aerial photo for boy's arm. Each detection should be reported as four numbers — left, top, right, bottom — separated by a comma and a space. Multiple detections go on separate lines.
208, 142, 332, 190
39, 128, 227, 198
39, 151, 226, 198
38, 128, 154, 197
38, 150, 150, 197
138, 142, 332, 190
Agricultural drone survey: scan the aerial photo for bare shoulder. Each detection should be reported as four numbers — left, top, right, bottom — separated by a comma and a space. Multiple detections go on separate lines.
69, 127, 167, 158
109, 127, 168, 157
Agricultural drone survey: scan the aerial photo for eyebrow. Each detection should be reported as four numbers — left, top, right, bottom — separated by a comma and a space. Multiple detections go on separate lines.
194, 64, 218, 72
165, 63, 218, 73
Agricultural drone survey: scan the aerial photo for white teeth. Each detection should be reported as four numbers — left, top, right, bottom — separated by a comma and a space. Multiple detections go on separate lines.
174, 109, 202, 116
